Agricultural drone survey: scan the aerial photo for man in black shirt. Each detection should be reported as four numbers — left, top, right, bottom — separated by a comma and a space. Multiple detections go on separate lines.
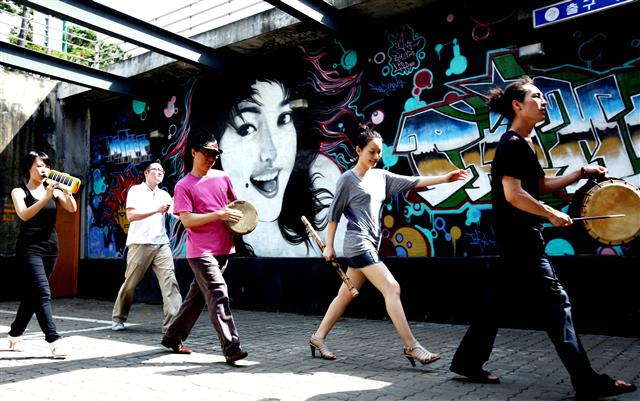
449, 76, 635, 400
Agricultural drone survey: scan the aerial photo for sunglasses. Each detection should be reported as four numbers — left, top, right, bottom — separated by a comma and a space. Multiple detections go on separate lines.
199, 148, 221, 158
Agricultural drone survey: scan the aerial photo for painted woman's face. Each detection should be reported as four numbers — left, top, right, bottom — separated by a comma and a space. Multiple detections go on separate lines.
220, 80, 297, 222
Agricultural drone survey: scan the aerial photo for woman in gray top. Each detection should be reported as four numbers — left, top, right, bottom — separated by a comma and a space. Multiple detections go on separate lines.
309, 126, 468, 366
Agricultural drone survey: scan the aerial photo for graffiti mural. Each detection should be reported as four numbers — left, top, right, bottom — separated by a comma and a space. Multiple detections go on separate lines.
88, 90, 189, 258
87, 4, 640, 258
393, 51, 640, 256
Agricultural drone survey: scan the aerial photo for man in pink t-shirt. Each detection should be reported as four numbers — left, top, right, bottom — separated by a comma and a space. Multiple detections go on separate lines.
161, 134, 248, 364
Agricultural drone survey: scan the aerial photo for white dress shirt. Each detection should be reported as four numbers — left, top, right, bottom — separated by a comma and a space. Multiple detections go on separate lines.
125, 183, 172, 245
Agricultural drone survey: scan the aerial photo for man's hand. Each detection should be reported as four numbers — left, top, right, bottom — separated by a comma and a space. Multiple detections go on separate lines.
157, 203, 171, 214
583, 165, 607, 179
219, 206, 243, 223
548, 209, 572, 227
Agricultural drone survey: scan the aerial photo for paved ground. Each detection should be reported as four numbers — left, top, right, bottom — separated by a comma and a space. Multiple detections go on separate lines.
1, 298, 638, 401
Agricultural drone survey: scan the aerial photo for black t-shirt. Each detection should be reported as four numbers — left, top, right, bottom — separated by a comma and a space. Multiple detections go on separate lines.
16, 183, 59, 256
491, 131, 545, 254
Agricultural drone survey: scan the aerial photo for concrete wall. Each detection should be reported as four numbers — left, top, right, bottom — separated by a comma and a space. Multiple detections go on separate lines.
77, 255, 640, 337
1, 70, 56, 256
0, 69, 89, 255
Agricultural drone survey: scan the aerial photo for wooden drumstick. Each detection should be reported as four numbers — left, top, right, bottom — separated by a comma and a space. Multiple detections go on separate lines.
572, 214, 625, 221
301, 216, 359, 298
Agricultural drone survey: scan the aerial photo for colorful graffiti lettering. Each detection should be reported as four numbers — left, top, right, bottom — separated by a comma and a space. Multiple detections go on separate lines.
368, 76, 406, 96
86, 18, 640, 258
397, 51, 640, 213
105, 130, 151, 164
383, 25, 427, 77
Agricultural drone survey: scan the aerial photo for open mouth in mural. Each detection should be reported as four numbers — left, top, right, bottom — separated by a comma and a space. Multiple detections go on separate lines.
250, 168, 280, 198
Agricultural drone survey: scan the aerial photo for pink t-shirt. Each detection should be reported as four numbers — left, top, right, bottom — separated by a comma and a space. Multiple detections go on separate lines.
173, 170, 237, 258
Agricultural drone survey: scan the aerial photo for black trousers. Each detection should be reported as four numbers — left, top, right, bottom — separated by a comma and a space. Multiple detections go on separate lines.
164, 255, 242, 356
9, 254, 61, 343
451, 254, 597, 390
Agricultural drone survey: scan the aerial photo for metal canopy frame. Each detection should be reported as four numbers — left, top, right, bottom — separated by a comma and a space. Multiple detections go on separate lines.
262, 0, 372, 50
5, 0, 371, 97
262, 0, 342, 32
14, 0, 224, 71
1, 42, 137, 97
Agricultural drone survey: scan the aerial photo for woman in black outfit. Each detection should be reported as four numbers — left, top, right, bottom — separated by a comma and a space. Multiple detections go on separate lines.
8, 151, 77, 358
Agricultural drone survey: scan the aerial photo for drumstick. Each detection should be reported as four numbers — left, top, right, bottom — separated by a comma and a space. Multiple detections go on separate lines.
572, 214, 625, 221
301, 216, 359, 298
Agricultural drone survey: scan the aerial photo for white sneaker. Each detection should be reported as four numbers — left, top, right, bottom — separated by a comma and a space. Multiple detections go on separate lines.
111, 321, 125, 331
8, 335, 24, 352
48, 339, 68, 359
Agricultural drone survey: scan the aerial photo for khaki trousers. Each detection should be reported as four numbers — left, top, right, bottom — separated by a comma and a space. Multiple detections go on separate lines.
112, 243, 182, 332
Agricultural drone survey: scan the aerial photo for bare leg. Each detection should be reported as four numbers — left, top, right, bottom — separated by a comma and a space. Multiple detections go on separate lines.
313, 267, 366, 338
361, 262, 415, 346
361, 262, 440, 365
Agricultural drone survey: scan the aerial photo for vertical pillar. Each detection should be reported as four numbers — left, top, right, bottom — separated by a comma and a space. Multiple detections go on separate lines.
50, 193, 80, 297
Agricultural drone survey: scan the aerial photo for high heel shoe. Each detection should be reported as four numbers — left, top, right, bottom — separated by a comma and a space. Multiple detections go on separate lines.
403, 341, 440, 367
8, 335, 24, 352
309, 334, 337, 360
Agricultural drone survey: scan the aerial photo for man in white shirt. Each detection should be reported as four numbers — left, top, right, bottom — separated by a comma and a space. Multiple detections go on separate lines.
111, 161, 182, 332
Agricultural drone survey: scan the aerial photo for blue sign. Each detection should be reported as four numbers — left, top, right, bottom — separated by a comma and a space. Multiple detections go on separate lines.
533, 0, 637, 28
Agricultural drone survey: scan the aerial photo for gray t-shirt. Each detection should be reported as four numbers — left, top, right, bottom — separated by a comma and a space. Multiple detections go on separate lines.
328, 169, 420, 257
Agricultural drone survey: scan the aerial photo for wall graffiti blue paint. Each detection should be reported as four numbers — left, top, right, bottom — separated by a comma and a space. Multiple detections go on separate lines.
87, 3, 640, 259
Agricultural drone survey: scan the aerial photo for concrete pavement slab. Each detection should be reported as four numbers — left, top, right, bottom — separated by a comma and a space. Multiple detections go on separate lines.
1, 299, 638, 401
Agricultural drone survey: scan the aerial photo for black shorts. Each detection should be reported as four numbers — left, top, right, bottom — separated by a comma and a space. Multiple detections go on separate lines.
346, 250, 380, 268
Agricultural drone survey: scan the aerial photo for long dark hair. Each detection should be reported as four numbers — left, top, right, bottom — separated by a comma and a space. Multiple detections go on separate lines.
21, 150, 52, 180
187, 56, 332, 254
486, 75, 533, 123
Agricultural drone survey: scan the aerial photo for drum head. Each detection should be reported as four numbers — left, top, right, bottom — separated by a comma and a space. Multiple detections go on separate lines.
225, 200, 258, 235
581, 180, 640, 244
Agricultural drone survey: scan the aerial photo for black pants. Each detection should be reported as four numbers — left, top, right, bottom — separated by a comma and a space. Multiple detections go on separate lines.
451, 254, 597, 390
9, 254, 61, 343
164, 255, 242, 356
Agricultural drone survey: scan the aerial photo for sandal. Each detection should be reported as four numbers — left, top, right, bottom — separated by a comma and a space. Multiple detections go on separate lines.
309, 334, 336, 360
576, 374, 636, 400
450, 364, 500, 384
403, 341, 441, 367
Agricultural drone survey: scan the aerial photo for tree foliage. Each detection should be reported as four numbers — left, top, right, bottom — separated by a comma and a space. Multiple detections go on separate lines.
4, 1, 127, 68
0, 0, 18, 13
